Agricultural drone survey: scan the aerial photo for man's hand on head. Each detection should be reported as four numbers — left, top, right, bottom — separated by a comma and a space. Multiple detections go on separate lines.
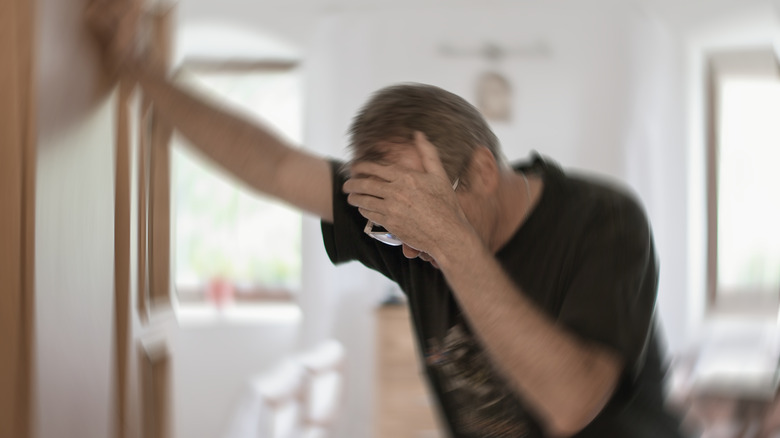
343, 131, 473, 260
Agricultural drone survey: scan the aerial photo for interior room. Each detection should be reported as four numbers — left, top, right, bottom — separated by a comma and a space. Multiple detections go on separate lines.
3, 0, 779, 437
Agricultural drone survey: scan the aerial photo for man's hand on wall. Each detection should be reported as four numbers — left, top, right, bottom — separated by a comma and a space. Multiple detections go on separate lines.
85, 0, 143, 80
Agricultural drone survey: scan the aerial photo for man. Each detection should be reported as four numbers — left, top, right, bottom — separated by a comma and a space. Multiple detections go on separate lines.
89, 6, 686, 437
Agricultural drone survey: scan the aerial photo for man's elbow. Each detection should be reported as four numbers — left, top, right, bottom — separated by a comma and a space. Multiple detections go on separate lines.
544, 354, 622, 437
544, 408, 599, 437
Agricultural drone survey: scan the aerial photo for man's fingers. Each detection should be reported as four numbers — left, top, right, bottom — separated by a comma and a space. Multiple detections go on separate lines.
348, 193, 388, 225
414, 131, 448, 180
86, 1, 115, 38
343, 176, 389, 198
86, 0, 129, 32
86, 0, 142, 67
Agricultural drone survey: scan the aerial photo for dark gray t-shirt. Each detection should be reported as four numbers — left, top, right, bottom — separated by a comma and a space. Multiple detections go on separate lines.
321, 154, 685, 437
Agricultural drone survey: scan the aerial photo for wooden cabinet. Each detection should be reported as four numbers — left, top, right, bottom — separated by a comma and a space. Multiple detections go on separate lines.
375, 304, 444, 438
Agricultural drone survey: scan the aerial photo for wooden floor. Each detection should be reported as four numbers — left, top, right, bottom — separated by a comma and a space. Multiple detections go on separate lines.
375, 304, 444, 438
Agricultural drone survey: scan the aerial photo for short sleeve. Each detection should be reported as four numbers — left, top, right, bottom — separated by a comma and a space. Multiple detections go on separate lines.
557, 194, 658, 380
320, 160, 409, 283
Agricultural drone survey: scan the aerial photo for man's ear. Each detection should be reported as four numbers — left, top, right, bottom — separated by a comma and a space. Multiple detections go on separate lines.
468, 146, 500, 194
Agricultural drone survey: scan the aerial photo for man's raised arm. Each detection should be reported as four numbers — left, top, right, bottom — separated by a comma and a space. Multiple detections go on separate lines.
131, 68, 334, 222
87, 0, 333, 221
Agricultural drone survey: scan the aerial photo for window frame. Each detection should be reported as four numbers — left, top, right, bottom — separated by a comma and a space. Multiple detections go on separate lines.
705, 47, 780, 316
164, 59, 303, 306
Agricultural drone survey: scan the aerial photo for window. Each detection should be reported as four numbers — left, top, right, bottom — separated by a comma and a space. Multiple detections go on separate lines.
707, 48, 780, 315
172, 62, 303, 305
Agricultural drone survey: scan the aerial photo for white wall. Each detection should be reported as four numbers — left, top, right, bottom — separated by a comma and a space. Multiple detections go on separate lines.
620, 8, 689, 355
303, 2, 643, 176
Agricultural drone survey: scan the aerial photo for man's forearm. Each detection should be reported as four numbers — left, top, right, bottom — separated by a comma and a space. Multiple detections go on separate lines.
435, 232, 622, 437
131, 69, 289, 194
127, 68, 333, 221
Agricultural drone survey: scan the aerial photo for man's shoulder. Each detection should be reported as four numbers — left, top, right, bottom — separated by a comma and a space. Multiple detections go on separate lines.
569, 172, 645, 213
516, 154, 651, 233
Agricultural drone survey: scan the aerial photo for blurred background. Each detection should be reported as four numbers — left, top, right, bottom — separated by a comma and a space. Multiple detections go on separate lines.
23, 0, 780, 437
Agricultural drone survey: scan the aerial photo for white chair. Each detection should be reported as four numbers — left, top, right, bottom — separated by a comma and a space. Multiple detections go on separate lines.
222, 340, 345, 438
223, 359, 306, 438
298, 340, 346, 438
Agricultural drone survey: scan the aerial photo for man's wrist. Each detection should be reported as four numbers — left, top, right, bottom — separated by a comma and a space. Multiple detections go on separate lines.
432, 222, 486, 272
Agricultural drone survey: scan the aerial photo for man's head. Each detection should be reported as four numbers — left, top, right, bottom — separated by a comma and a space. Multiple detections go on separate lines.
348, 83, 505, 188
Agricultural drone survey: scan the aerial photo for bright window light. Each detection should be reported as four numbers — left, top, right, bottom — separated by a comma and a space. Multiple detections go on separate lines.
717, 77, 780, 296
173, 67, 303, 295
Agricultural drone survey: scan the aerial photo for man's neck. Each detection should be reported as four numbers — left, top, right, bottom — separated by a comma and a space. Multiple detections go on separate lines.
488, 170, 541, 253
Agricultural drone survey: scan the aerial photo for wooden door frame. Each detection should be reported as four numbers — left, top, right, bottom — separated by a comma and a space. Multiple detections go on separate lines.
115, 4, 176, 438
0, 0, 36, 436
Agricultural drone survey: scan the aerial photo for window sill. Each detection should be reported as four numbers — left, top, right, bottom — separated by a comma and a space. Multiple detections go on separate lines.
708, 293, 779, 319
175, 301, 302, 328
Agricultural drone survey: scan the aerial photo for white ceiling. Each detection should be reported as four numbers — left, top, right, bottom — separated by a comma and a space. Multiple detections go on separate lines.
632, 0, 778, 29
174, 0, 780, 51
177, 0, 779, 30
